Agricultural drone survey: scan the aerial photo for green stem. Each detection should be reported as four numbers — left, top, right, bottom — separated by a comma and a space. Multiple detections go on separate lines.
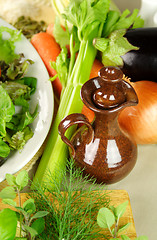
114, 218, 119, 238
68, 32, 75, 77
17, 188, 22, 237
33, 26, 101, 187
33, 84, 83, 187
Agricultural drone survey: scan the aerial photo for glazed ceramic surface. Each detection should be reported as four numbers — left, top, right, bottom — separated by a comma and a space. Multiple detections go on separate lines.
59, 67, 138, 184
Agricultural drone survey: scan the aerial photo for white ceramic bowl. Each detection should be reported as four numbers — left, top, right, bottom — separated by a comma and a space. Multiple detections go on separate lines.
0, 18, 54, 182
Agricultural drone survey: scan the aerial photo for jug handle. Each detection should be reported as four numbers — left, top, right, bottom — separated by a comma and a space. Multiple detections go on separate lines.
58, 113, 94, 158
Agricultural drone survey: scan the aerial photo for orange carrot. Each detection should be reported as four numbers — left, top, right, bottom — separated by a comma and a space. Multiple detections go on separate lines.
31, 32, 62, 98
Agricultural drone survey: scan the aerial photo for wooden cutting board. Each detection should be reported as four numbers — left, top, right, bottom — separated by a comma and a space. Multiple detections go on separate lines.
0, 190, 137, 239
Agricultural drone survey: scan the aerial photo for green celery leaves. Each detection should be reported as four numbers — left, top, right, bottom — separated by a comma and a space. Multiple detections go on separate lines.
62, 0, 110, 40
53, 17, 70, 48
102, 9, 144, 37
50, 47, 69, 88
94, 29, 139, 66
94, 8, 144, 67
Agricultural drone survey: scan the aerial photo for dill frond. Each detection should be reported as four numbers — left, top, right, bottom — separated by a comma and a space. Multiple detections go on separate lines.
31, 159, 110, 239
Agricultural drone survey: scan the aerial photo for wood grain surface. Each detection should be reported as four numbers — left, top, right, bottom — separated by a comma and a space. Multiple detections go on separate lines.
0, 190, 137, 239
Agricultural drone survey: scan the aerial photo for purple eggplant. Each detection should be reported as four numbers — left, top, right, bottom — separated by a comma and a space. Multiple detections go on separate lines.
121, 28, 157, 82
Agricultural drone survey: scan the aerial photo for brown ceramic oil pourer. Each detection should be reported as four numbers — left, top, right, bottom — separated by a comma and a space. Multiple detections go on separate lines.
58, 66, 138, 184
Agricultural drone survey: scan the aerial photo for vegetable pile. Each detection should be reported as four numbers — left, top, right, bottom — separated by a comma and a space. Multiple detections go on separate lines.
0, 27, 37, 164
31, 0, 144, 187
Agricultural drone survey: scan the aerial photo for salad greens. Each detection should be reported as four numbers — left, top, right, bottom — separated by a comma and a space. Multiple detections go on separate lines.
34, 0, 144, 187
0, 27, 38, 164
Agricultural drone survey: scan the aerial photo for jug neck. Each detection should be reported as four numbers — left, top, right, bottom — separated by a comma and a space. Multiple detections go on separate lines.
93, 112, 120, 137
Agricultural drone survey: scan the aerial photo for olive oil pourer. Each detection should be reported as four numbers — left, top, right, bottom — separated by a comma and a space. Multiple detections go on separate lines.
58, 66, 138, 184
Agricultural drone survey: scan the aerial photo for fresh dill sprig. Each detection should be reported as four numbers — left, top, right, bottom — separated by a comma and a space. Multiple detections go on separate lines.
31, 159, 110, 240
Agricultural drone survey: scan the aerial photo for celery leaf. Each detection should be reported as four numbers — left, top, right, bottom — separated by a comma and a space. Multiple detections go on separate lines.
53, 17, 70, 47
103, 9, 144, 37
62, 0, 110, 39
94, 29, 139, 66
113, 9, 144, 31
50, 47, 69, 88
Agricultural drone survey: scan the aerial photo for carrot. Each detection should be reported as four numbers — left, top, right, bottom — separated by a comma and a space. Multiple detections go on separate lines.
31, 32, 62, 98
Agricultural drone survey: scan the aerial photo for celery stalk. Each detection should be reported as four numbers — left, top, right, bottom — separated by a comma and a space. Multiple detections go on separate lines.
34, 34, 98, 186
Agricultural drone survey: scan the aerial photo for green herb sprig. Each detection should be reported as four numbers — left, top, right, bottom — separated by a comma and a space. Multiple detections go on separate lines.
31, 159, 110, 240
97, 201, 148, 240
0, 170, 49, 240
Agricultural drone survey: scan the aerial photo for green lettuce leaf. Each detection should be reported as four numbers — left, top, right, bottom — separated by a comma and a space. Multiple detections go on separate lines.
0, 138, 10, 158
0, 26, 21, 64
1, 82, 31, 103
0, 86, 15, 137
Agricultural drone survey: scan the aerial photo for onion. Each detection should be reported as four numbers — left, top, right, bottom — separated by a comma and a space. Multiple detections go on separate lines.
118, 80, 157, 144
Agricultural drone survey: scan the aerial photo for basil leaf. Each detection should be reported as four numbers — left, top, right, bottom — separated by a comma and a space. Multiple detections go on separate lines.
0, 209, 17, 240
97, 207, 115, 229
